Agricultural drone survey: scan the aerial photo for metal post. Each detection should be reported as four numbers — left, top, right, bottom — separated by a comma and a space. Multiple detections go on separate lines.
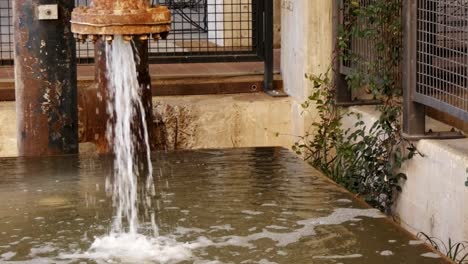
264, 0, 285, 97
132, 39, 155, 152
333, 0, 352, 104
13, 0, 78, 156
79, 39, 154, 153
402, 0, 463, 140
78, 40, 110, 153
402, 0, 426, 137
264, 0, 273, 92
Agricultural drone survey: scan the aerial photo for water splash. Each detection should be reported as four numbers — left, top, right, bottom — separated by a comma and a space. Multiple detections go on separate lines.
62, 36, 202, 263
104, 35, 154, 235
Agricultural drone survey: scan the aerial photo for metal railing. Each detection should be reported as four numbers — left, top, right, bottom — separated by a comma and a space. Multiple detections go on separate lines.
335, 0, 385, 106
0, 0, 12, 66
1, 0, 269, 64
404, 0, 468, 137
1, 0, 275, 91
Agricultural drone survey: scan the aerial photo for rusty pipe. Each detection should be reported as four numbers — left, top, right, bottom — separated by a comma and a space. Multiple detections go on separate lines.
71, 0, 171, 42
13, 1, 78, 156
78, 39, 154, 153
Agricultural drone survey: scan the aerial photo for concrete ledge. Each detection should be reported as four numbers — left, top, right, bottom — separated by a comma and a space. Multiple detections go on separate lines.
0, 93, 293, 157
152, 93, 293, 150
0, 102, 16, 157
342, 106, 468, 244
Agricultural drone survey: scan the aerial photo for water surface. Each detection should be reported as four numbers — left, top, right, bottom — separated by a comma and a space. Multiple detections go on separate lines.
0, 147, 448, 263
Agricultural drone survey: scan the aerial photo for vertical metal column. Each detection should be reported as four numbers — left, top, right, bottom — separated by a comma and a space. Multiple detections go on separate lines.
263, 0, 285, 96
78, 39, 110, 153
403, 0, 426, 136
132, 39, 154, 152
81, 39, 154, 154
334, 0, 352, 103
263, 0, 274, 92
13, 1, 78, 156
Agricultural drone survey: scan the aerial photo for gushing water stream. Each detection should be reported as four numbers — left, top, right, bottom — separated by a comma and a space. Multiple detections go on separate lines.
68, 36, 198, 263
104, 35, 154, 236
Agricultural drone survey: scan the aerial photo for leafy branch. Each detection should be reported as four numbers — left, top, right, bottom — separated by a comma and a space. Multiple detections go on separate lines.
294, 0, 418, 214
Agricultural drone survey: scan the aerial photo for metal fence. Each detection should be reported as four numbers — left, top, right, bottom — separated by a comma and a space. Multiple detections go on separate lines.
1, 0, 267, 65
0, 0, 12, 65
336, 0, 386, 105
404, 0, 468, 137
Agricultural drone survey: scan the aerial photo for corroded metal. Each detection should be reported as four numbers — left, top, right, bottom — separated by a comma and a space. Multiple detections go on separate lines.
71, 0, 171, 38
78, 40, 110, 153
13, 0, 78, 156
78, 39, 155, 153
72, 0, 167, 153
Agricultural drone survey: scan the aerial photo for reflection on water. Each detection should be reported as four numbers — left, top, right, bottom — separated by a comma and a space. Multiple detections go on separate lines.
0, 147, 448, 263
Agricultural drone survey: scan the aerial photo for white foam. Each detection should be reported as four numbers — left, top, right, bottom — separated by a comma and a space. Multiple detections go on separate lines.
277, 250, 287, 256
409, 240, 425, 245
220, 208, 384, 248
261, 203, 278, 207
258, 259, 277, 264
1, 257, 72, 264
337, 199, 352, 203
29, 245, 56, 256
421, 252, 441, 258
174, 226, 204, 236
62, 233, 214, 264
313, 254, 363, 259
210, 224, 235, 231
242, 210, 264, 216
380, 250, 393, 256
1, 252, 16, 260
266, 225, 288, 230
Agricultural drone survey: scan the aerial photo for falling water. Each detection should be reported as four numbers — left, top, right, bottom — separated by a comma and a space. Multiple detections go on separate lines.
104, 35, 154, 235
63, 36, 202, 263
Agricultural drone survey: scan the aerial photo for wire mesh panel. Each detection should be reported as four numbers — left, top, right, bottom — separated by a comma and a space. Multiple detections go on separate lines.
150, 0, 259, 62
339, 0, 401, 81
416, 0, 468, 121
0, 0, 263, 65
0, 0, 12, 65
340, 0, 380, 75
75, 0, 95, 64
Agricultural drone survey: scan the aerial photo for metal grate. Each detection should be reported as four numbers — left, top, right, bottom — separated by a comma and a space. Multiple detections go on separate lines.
0, 0, 12, 66
339, 0, 400, 81
340, 0, 379, 75
0, 0, 262, 65
416, 0, 468, 121
149, 0, 258, 63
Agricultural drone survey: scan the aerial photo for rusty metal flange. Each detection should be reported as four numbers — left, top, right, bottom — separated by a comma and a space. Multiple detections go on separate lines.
71, 2, 171, 38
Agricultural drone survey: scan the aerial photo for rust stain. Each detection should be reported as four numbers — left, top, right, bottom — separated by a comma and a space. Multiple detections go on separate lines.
78, 39, 155, 154
14, 0, 78, 156
71, 0, 171, 39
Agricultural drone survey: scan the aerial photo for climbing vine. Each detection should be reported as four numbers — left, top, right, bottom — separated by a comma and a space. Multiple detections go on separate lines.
293, 0, 418, 214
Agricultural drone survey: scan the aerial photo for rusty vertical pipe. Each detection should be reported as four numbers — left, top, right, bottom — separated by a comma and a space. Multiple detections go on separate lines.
80, 39, 154, 153
78, 39, 110, 153
13, 1, 78, 156
133, 39, 154, 151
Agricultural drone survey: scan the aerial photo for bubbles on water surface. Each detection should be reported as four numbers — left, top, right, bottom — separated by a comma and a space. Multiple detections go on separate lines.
62, 233, 212, 264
